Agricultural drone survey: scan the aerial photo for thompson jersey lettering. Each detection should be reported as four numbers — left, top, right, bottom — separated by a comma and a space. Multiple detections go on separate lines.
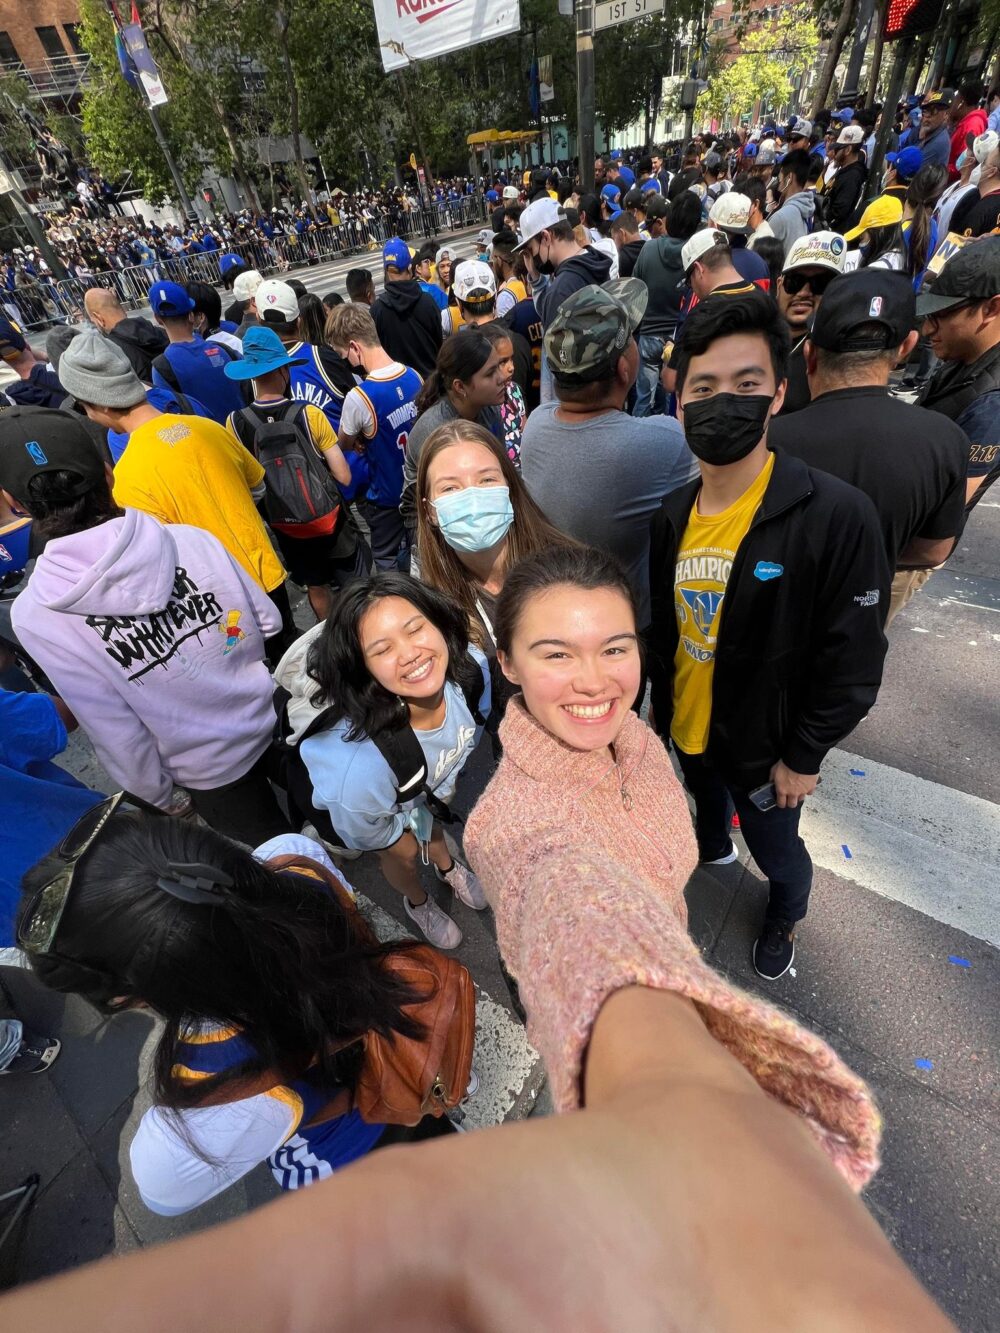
339, 363, 422, 508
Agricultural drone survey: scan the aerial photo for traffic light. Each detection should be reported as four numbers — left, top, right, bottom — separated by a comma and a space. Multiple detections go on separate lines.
883, 0, 945, 40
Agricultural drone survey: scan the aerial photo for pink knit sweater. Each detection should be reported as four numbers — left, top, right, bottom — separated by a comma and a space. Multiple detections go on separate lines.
464, 698, 881, 1192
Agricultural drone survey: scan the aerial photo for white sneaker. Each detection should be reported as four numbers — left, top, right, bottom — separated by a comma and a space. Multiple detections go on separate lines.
404, 895, 462, 949
300, 821, 364, 861
435, 860, 488, 910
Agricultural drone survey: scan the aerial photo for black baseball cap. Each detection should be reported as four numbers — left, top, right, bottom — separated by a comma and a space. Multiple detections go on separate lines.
915, 236, 1000, 316
0, 406, 107, 504
809, 270, 916, 351
644, 194, 669, 222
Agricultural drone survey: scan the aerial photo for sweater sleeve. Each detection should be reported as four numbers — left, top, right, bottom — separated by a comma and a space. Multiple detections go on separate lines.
466, 829, 881, 1192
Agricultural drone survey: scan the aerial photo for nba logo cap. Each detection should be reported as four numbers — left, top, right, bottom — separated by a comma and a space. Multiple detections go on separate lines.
0, 405, 107, 505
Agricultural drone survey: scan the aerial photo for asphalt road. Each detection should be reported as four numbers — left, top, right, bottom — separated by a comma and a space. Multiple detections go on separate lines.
0, 241, 997, 1328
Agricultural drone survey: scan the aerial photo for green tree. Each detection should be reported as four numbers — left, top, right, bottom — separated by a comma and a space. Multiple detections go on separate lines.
697, 6, 820, 125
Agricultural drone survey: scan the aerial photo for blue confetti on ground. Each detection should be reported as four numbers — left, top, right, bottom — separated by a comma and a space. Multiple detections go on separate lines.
849, 768, 866, 776
948, 956, 971, 968
914, 1058, 934, 1072
841, 844, 853, 860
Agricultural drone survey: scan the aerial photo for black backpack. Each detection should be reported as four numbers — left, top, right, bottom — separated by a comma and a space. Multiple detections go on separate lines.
273, 655, 485, 831
239, 402, 343, 537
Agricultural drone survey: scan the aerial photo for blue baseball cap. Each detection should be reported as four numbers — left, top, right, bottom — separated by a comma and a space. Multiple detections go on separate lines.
743, 142, 758, 158
219, 253, 243, 274
640, 178, 662, 193
832, 107, 855, 123
762, 125, 777, 137
486, 189, 499, 202
223, 326, 307, 381
382, 236, 411, 270
886, 145, 924, 181
149, 281, 195, 316
600, 182, 621, 203
616, 165, 636, 188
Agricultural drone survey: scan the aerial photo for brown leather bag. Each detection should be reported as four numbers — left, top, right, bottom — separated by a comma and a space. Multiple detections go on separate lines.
267, 853, 476, 1127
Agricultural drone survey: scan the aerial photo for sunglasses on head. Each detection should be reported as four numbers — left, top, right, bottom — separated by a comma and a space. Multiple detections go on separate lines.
18, 792, 125, 956
18, 794, 234, 959
782, 269, 836, 296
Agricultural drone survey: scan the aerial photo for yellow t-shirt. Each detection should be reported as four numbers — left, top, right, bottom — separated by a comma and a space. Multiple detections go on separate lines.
671, 453, 774, 755
225, 401, 339, 462
113, 413, 285, 593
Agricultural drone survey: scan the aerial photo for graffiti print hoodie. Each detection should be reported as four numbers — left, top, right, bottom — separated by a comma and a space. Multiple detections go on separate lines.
12, 508, 280, 807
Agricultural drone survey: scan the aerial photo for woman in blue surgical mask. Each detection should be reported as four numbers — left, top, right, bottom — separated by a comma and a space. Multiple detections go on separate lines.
416, 421, 574, 742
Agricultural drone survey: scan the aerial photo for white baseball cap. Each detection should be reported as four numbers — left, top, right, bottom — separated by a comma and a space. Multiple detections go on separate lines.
789, 118, 813, 140
233, 269, 263, 302
972, 130, 1000, 164
837, 125, 866, 146
681, 228, 728, 274
709, 192, 753, 234
513, 197, 566, 251
254, 278, 299, 323
453, 259, 497, 303
435, 245, 459, 266
783, 231, 848, 275
502, 185, 519, 201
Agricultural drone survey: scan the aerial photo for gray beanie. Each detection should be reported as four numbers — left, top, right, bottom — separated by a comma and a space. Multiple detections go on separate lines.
46, 322, 81, 372
57, 325, 147, 409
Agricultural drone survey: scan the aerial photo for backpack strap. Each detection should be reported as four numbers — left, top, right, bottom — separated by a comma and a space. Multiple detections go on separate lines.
152, 351, 181, 392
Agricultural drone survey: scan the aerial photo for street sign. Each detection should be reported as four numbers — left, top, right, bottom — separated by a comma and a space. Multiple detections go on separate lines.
594, 0, 663, 32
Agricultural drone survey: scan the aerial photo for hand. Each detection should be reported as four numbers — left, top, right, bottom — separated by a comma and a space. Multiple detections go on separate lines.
770, 761, 819, 810
522, 248, 539, 282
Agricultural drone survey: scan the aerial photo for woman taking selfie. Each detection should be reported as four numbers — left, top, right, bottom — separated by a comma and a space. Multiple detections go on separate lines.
415, 420, 571, 734
296, 573, 491, 949
399, 331, 506, 530
17, 810, 455, 1214
465, 544, 698, 929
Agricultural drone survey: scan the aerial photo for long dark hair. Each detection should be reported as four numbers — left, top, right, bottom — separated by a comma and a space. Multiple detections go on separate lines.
297, 292, 327, 345
905, 164, 948, 278
307, 571, 482, 741
25, 470, 120, 543
861, 223, 906, 270
495, 544, 638, 655
414, 330, 494, 415
19, 813, 423, 1108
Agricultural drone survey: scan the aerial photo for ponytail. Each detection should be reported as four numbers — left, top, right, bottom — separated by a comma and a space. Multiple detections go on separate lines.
414, 330, 493, 418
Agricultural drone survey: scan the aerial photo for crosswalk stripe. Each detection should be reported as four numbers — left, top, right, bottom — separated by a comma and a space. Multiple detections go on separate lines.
799, 747, 1000, 947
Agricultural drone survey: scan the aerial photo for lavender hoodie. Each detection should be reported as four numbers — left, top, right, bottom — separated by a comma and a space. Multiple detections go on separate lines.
12, 508, 281, 807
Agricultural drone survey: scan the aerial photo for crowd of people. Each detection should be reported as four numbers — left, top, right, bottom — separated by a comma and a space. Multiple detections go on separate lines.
0, 88, 993, 1328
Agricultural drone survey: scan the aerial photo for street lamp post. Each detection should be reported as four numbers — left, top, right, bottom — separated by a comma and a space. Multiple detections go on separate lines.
576, 0, 596, 192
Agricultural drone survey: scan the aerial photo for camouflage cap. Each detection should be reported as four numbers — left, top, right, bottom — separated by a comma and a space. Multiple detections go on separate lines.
544, 278, 649, 382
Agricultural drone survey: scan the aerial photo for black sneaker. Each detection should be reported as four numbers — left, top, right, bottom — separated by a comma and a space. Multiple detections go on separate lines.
0, 1029, 61, 1075
753, 921, 795, 980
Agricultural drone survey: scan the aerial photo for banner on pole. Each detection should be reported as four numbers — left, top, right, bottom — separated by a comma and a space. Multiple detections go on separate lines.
539, 54, 554, 102
122, 22, 169, 106
372, 0, 521, 73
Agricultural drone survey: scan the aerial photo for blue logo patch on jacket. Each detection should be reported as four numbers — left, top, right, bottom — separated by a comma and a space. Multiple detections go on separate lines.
754, 561, 783, 582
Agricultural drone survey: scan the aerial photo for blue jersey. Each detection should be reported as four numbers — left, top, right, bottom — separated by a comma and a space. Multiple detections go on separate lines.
351, 365, 422, 507
172, 1022, 385, 1192
153, 336, 245, 425
285, 341, 350, 432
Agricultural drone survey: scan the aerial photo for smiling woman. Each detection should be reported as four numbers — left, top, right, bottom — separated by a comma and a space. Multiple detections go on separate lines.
297, 573, 492, 950
465, 545, 699, 934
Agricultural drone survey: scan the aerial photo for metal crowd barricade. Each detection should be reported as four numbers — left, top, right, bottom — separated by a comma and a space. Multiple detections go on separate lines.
11, 195, 491, 330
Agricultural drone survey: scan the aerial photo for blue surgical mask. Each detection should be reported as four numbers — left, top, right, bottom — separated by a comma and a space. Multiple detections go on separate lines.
432, 485, 514, 553
957, 150, 968, 170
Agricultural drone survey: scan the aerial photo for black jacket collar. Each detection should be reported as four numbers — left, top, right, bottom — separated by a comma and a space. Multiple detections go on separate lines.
661, 446, 814, 534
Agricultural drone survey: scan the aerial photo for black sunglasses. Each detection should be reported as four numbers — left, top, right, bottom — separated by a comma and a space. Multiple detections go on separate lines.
18, 792, 125, 955
782, 269, 837, 296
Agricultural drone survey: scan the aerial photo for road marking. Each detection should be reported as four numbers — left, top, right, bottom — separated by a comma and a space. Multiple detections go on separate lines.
799, 748, 1000, 947
358, 894, 541, 1128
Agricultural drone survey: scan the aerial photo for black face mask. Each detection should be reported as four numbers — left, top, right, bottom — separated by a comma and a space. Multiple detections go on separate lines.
682, 393, 774, 465
535, 254, 556, 276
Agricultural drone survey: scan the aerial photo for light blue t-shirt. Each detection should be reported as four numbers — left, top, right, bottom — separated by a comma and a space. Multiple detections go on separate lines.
301, 648, 490, 851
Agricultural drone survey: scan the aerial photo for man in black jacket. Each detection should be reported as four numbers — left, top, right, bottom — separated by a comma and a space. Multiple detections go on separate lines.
648, 292, 889, 980
83, 287, 167, 381
826, 125, 868, 236
371, 237, 443, 378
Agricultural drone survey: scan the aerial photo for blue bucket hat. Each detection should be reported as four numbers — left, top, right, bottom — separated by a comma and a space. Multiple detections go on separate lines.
223, 326, 307, 380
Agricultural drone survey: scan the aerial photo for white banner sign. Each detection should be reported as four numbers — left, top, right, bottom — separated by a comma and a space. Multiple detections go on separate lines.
373, 0, 521, 72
